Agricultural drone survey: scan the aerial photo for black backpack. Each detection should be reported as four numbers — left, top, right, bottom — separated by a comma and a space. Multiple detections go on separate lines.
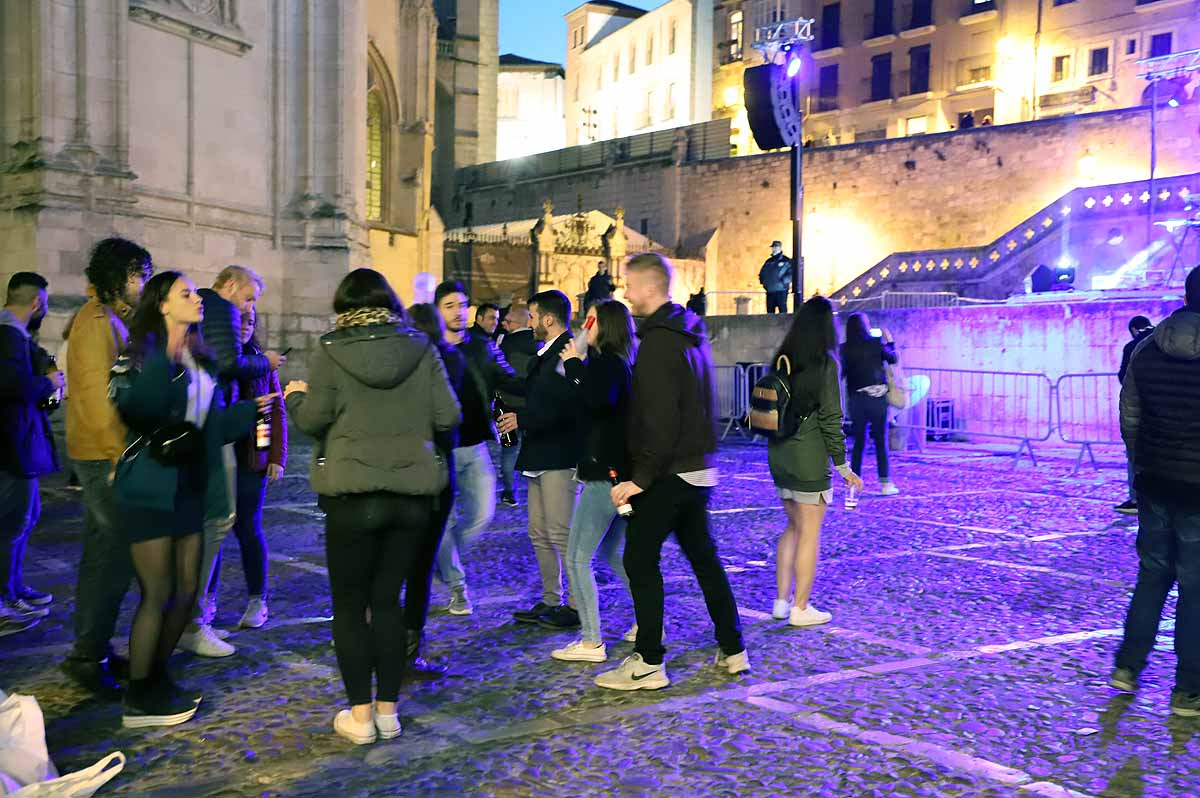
748, 355, 799, 439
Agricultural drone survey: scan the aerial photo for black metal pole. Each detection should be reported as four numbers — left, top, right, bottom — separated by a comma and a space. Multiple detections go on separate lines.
791, 143, 804, 309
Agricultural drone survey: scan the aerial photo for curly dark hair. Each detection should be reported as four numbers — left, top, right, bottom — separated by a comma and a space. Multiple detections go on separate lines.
85, 237, 152, 306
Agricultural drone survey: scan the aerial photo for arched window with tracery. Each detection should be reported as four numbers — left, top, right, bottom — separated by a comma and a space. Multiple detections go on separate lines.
366, 65, 385, 222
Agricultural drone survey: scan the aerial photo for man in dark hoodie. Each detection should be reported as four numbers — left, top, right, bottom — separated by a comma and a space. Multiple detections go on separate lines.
434, 281, 524, 616
0, 272, 61, 633
1115, 315, 1155, 516
185, 265, 285, 658
1111, 265, 1200, 717
597, 253, 748, 691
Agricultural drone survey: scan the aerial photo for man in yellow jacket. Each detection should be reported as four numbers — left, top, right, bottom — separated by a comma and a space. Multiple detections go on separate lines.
61, 237, 152, 699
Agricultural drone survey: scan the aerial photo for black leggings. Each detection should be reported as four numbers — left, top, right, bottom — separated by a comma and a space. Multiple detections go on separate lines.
848, 391, 890, 480
320, 492, 432, 706
404, 467, 455, 634
128, 532, 202, 684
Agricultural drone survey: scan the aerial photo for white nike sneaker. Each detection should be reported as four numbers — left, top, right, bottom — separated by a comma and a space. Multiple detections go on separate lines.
552, 640, 607, 663
594, 653, 670, 691
621, 623, 666, 643
772, 598, 792, 619
714, 649, 752, 675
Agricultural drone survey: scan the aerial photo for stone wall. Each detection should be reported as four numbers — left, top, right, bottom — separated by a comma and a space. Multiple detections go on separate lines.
456, 104, 1200, 300
707, 296, 1182, 377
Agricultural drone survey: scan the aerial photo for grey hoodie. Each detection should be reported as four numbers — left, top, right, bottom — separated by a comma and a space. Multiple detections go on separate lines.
286, 323, 461, 497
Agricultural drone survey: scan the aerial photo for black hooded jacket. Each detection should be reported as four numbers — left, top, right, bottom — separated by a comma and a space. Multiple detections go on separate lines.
628, 302, 718, 489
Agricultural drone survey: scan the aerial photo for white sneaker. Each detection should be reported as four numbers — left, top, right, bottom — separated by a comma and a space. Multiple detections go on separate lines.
880, 481, 900, 496
594, 653, 670, 691
178, 624, 236, 657
552, 640, 607, 663
772, 598, 792, 619
789, 604, 833, 627
374, 712, 402, 741
621, 623, 666, 643
334, 709, 376, 745
714, 649, 752, 675
239, 597, 268, 629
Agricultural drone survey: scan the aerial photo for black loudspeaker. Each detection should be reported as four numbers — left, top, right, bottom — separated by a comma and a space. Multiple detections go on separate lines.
744, 64, 787, 151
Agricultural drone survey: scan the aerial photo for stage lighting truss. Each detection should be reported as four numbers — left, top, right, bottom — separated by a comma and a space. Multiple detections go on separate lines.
752, 18, 814, 148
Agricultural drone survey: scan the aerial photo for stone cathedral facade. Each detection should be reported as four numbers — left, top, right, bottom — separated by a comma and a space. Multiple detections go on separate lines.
0, 0, 466, 364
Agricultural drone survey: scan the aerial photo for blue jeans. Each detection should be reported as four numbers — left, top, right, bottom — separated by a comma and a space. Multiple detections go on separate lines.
0, 472, 39, 600
1115, 491, 1200, 693
500, 432, 523, 497
69, 460, 134, 661
435, 442, 496, 590
566, 481, 628, 643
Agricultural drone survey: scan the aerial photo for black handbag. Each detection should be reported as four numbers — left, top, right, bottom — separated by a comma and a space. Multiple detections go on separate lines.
145, 421, 204, 465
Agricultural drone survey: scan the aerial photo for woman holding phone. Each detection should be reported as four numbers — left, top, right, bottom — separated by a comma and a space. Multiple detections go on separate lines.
841, 313, 899, 495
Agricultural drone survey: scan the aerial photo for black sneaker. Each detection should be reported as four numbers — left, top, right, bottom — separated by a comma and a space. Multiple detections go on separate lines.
61, 658, 123, 700
1170, 690, 1200, 717
501, 492, 518, 508
0, 614, 41, 637
1109, 667, 1138, 693
513, 601, 553, 624
122, 683, 199, 728
537, 605, 582, 630
15, 585, 53, 606
1115, 500, 1138, 516
407, 655, 448, 681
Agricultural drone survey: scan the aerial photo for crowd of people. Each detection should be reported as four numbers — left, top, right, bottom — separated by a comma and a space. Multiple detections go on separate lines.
3, 237, 1198, 740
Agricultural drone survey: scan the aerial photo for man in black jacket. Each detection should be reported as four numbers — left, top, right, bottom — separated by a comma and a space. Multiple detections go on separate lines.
498, 304, 537, 506
497, 290, 581, 628
1115, 315, 1154, 515
759, 241, 793, 314
597, 253, 747, 691
1112, 266, 1200, 717
434, 281, 524, 616
471, 303, 500, 341
0, 272, 61, 634
185, 265, 285, 658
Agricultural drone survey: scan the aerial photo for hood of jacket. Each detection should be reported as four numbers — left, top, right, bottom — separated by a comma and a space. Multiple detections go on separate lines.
1153, 308, 1200, 362
320, 324, 433, 389
0, 308, 30, 338
637, 302, 707, 343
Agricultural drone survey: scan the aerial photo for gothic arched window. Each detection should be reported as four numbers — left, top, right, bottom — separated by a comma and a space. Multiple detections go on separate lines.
366, 60, 387, 223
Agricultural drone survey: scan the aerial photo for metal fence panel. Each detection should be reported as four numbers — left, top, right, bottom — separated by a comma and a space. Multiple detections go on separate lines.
901, 367, 1054, 444
715, 364, 748, 439
1056, 373, 1121, 446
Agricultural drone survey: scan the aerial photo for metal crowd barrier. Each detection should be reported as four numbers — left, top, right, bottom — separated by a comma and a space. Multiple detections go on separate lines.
715, 364, 748, 439
1055, 372, 1122, 474
716, 362, 1128, 472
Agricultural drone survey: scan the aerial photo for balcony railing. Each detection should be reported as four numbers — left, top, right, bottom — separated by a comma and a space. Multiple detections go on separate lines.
815, 96, 840, 113
954, 55, 994, 87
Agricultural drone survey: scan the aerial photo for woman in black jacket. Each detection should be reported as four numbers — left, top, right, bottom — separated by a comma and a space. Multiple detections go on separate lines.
840, 313, 900, 495
284, 270, 460, 745
551, 300, 635, 664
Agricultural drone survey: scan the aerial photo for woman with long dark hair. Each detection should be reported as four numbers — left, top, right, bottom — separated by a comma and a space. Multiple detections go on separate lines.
403, 302, 466, 679
841, 312, 899, 495
552, 299, 636, 663
767, 296, 862, 627
110, 271, 261, 727
285, 270, 460, 744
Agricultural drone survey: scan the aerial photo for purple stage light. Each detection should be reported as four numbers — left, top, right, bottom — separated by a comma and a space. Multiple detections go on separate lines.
786, 55, 802, 79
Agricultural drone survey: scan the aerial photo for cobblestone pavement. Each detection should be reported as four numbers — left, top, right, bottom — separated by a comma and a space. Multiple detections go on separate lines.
4, 438, 1197, 797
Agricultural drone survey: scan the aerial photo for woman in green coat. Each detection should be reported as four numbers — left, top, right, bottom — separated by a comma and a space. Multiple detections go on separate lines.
766, 296, 863, 628
110, 271, 261, 729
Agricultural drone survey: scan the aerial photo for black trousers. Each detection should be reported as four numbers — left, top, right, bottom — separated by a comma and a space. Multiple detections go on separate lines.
320, 492, 432, 705
404, 458, 455, 634
765, 291, 789, 314
848, 391, 890, 479
623, 476, 744, 665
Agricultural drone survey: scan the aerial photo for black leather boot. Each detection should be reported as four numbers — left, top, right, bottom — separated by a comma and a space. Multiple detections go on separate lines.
406, 629, 447, 680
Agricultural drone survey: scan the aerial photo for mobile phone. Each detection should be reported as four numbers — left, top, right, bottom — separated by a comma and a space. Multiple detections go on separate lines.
583, 316, 596, 331
280, 347, 293, 357
869, 328, 882, 338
